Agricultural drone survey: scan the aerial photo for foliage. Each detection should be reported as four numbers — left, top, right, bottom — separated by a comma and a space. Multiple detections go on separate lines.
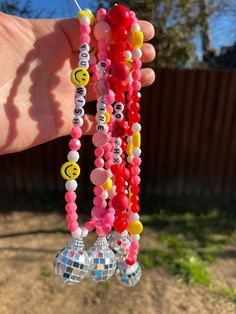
0, 0, 54, 18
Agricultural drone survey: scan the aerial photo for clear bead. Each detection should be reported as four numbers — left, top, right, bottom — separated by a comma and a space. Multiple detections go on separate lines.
116, 261, 142, 287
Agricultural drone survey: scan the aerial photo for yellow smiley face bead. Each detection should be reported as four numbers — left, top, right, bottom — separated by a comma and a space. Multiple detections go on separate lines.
132, 30, 144, 49
61, 162, 81, 180
78, 10, 95, 25
128, 221, 143, 235
70, 67, 90, 87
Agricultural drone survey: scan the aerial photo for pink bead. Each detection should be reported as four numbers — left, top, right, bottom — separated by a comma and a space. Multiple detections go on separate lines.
131, 175, 141, 185
94, 21, 111, 40
108, 186, 116, 200
97, 8, 106, 16
133, 59, 142, 70
105, 160, 112, 169
103, 212, 115, 225
133, 156, 141, 166
89, 55, 97, 65
106, 89, 115, 105
108, 207, 115, 214
68, 221, 78, 232
131, 166, 140, 176
95, 158, 104, 168
65, 191, 76, 203
131, 241, 139, 249
66, 213, 78, 223
132, 80, 142, 91
92, 132, 109, 148
132, 70, 141, 80
91, 206, 106, 219
90, 168, 109, 185
98, 51, 107, 61
80, 33, 91, 44
105, 143, 112, 151
98, 40, 108, 50
80, 24, 91, 34
93, 196, 103, 207
95, 147, 104, 158
104, 224, 112, 234
96, 227, 105, 236
105, 152, 112, 159
69, 139, 81, 151
129, 11, 136, 18
70, 126, 82, 139
94, 185, 103, 196
65, 202, 77, 213
101, 200, 107, 207
106, 105, 113, 113
85, 221, 94, 232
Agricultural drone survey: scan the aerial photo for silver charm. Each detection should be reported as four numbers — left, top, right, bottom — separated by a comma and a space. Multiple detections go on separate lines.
107, 230, 131, 261
53, 237, 89, 285
116, 261, 142, 287
87, 236, 116, 282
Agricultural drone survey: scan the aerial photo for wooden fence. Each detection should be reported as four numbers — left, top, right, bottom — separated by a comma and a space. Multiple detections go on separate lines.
0, 68, 236, 198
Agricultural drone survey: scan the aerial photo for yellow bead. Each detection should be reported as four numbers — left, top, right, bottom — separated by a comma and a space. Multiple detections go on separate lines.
132, 132, 141, 148
128, 221, 143, 235
70, 67, 90, 87
61, 162, 80, 180
104, 111, 111, 124
78, 10, 95, 25
126, 59, 133, 72
126, 143, 133, 156
128, 191, 132, 199
132, 30, 144, 49
103, 178, 112, 191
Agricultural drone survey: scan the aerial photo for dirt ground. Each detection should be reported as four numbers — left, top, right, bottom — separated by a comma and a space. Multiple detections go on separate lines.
0, 210, 235, 314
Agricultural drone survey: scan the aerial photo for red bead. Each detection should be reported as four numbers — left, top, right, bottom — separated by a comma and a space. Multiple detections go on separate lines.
108, 5, 131, 28
121, 141, 127, 151
130, 102, 140, 112
131, 194, 139, 203
116, 210, 127, 219
112, 27, 128, 41
112, 193, 129, 211
131, 204, 140, 213
112, 121, 127, 137
123, 168, 130, 180
111, 164, 121, 175
126, 258, 135, 266
131, 113, 141, 123
113, 219, 127, 233
130, 185, 140, 194
112, 62, 130, 81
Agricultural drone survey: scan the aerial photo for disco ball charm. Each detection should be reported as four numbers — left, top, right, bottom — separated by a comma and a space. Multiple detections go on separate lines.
116, 261, 142, 287
87, 236, 116, 282
107, 230, 131, 261
53, 237, 89, 285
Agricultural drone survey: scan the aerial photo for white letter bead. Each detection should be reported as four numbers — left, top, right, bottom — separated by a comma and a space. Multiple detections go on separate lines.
65, 180, 78, 191
76, 87, 86, 97
74, 107, 84, 117
78, 59, 89, 69
132, 123, 141, 132
80, 43, 89, 52
113, 147, 122, 155
79, 16, 90, 25
114, 102, 124, 112
67, 150, 80, 162
131, 213, 140, 221
113, 155, 122, 164
133, 147, 141, 156
114, 112, 124, 121
73, 116, 84, 127
79, 51, 90, 61
132, 48, 142, 59
75, 96, 85, 107
96, 114, 106, 123
114, 137, 122, 146
131, 23, 141, 31
96, 123, 108, 133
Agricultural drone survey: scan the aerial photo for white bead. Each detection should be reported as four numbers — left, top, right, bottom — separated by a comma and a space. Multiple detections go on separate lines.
102, 191, 109, 200
96, 123, 109, 133
113, 146, 122, 155
127, 156, 133, 163
125, 50, 132, 60
96, 114, 106, 124
67, 150, 80, 162
85, 8, 92, 13
133, 147, 141, 156
72, 228, 82, 238
76, 87, 86, 97
114, 137, 122, 146
80, 43, 90, 52
98, 61, 107, 69
79, 16, 90, 25
131, 234, 140, 242
127, 136, 132, 144
114, 102, 124, 112
97, 105, 106, 114
79, 51, 90, 61
132, 123, 141, 132
114, 112, 124, 121
131, 213, 140, 221
113, 155, 122, 164
132, 48, 142, 59
65, 180, 78, 191
81, 227, 88, 238
74, 107, 84, 117
131, 23, 141, 31
125, 181, 128, 187
73, 116, 84, 127
78, 59, 89, 69
75, 96, 85, 107
98, 96, 106, 105
124, 189, 128, 194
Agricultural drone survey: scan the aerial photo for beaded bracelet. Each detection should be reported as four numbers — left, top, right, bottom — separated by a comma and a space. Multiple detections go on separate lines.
54, 3, 144, 287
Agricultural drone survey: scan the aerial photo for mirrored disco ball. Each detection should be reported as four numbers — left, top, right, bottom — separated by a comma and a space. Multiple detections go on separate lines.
107, 230, 131, 261
87, 236, 116, 282
54, 237, 89, 285
116, 261, 142, 287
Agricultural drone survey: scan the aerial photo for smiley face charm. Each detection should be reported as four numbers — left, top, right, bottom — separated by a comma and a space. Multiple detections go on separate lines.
70, 67, 90, 87
61, 162, 81, 180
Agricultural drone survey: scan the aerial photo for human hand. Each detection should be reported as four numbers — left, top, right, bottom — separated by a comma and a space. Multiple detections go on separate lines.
0, 13, 155, 155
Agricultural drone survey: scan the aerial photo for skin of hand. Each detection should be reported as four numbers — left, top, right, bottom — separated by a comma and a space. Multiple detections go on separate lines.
0, 12, 156, 155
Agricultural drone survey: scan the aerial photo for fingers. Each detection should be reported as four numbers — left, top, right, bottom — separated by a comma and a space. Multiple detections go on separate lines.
138, 20, 155, 42
141, 43, 156, 63
82, 114, 96, 135
140, 68, 155, 87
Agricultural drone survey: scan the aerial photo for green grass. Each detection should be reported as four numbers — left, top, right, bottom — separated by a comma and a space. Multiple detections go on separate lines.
213, 287, 236, 307
40, 268, 52, 277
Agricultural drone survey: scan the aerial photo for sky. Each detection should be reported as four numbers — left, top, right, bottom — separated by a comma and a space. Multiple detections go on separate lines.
19, 0, 236, 58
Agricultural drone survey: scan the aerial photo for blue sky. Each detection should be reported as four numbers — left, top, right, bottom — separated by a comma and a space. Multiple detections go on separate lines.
19, 0, 236, 58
